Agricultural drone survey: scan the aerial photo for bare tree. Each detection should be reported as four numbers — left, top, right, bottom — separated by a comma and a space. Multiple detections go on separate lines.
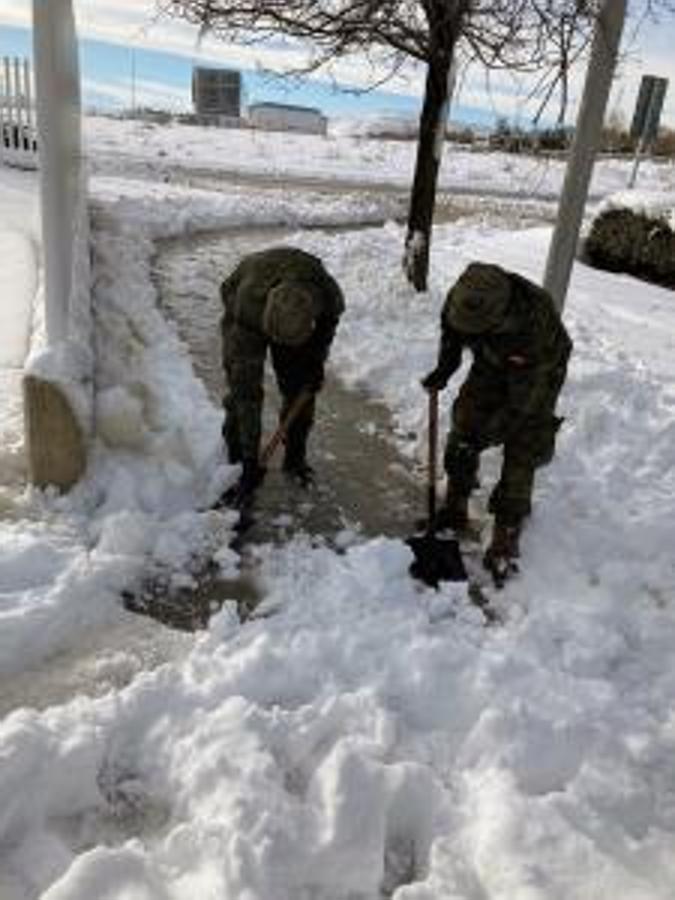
159, 0, 669, 291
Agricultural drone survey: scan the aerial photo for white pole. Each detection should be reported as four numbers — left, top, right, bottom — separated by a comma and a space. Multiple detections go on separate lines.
131, 47, 136, 117
32, 0, 83, 345
4, 58, 13, 143
0, 58, 6, 140
543, 0, 627, 312
14, 57, 23, 142
24, 58, 33, 132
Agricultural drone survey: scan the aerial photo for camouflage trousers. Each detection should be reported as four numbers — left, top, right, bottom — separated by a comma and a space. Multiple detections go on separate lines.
223, 341, 316, 465
444, 358, 568, 524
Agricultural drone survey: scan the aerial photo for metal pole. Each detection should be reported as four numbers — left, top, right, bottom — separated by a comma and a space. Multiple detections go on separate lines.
628, 135, 646, 188
543, 0, 627, 312
0, 58, 7, 147
628, 85, 659, 189
24, 58, 33, 132
14, 57, 23, 142
131, 48, 136, 117
5, 57, 14, 147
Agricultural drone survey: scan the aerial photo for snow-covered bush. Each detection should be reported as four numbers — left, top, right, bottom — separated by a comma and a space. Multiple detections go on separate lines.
584, 196, 675, 290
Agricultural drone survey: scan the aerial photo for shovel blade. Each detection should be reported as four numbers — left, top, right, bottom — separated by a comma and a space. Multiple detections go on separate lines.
406, 533, 467, 588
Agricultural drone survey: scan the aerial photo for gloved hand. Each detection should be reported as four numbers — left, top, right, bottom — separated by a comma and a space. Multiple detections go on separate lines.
421, 367, 450, 392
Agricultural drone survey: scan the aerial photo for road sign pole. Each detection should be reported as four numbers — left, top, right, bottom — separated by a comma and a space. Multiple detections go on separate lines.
628, 77, 668, 188
628, 136, 647, 188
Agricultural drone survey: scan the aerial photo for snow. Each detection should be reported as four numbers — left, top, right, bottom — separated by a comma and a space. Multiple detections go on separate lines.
595, 188, 675, 228
86, 114, 674, 201
0, 167, 40, 485
1, 116, 675, 899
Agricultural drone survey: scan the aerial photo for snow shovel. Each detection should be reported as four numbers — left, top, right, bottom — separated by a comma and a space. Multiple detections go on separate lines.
406, 388, 467, 588
217, 388, 314, 511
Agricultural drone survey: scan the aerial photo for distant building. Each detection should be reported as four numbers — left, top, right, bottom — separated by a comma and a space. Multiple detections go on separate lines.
248, 102, 327, 136
192, 67, 241, 123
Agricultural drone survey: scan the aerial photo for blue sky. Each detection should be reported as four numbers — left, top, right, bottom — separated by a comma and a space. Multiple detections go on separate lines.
1, 2, 674, 129
0, 23, 496, 126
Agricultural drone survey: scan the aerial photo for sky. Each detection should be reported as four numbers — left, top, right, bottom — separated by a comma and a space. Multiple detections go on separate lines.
0, 0, 674, 128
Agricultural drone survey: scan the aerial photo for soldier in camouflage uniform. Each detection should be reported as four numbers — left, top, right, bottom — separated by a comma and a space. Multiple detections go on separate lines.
220, 247, 345, 500
422, 262, 572, 580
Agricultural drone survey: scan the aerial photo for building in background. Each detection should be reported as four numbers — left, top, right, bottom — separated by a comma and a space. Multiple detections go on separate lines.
248, 101, 328, 136
191, 67, 241, 125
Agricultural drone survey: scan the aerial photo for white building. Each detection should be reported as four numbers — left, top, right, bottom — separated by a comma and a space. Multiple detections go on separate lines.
248, 102, 327, 136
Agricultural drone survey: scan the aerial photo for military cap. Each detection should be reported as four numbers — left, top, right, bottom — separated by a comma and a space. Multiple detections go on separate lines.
263, 281, 317, 346
446, 262, 511, 334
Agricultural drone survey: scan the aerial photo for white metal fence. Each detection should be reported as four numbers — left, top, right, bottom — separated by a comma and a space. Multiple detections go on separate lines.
0, 56, 39, 170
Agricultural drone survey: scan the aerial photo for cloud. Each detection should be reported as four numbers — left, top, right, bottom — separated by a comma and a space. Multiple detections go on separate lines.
2, 0, 674, 126
82, 75, 191, 112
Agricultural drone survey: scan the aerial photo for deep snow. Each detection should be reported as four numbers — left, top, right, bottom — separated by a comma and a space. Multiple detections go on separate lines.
1, 118, 675, 899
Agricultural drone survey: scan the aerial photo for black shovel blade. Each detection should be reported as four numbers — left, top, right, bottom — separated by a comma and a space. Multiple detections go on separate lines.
406, 532, 467, 588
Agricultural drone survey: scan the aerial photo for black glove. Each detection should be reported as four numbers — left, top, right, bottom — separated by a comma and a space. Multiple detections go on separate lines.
421, 367, 450, 392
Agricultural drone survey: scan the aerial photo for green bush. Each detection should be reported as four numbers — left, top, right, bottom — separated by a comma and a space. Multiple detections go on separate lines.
585, 208, 675, 290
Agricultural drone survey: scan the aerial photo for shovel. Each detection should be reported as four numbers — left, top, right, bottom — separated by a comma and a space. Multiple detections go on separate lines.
217, 388, 314, 511
406, 388, 467, 587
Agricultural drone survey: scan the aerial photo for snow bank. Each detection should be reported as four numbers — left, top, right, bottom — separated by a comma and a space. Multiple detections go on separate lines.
595, 188, 675, 229
0, 168, 40, 484
2, 518, 674, 898
85, 114, 673, 201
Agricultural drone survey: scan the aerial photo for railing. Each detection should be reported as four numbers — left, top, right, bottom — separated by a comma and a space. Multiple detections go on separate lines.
0, 56, 39, 170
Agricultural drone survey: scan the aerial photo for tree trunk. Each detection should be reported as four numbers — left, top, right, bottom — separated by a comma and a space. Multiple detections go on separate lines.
403, 53, 452, 292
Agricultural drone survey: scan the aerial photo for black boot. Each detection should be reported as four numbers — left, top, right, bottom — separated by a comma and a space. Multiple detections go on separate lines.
282, 405, 315, 487
282, 432, 315, 487
483, 518, 522, 586
283, 454, 315, 487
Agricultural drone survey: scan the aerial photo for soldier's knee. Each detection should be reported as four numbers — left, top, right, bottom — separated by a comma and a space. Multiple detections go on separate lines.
508, 414, 564, 469
488, 485, 531, 524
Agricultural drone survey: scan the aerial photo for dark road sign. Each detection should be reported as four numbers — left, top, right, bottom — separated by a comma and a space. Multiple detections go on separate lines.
630, 75, 669, 143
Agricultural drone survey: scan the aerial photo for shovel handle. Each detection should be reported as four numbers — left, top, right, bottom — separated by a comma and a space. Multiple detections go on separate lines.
260, 388, 314, 467
427, 388, 438, 528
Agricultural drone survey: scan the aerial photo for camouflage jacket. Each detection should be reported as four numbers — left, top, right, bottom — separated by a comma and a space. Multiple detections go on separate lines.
435, 269, 572, 418
221, 247, 345, 459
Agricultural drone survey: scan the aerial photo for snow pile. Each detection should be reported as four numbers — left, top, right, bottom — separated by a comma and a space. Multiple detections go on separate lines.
596, 189, 675, 227
0, 168, 40, 483
2, 518, 675, 897
91, 175, 401, 239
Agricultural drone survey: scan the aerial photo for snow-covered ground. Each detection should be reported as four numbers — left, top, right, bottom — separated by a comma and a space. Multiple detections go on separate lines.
86, 113, 674, 201
1, 118, 675, 899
